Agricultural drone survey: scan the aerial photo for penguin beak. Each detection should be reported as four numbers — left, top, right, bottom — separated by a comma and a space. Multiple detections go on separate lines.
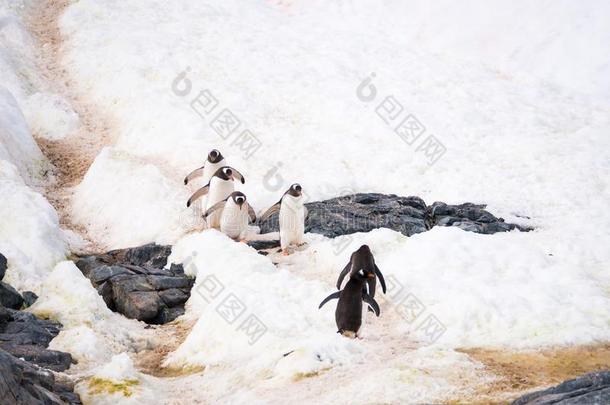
367, 273, 375, 279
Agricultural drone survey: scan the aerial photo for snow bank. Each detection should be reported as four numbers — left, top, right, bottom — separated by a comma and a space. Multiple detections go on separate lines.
72, 147, 191, 249
0, 164, 67, 291
165, 231, 361, 380
75, 353, 159, 405
0, 2, 70, 291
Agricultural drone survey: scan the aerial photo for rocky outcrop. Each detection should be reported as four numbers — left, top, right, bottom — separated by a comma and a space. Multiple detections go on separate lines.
0, 280, 24, 309
0, 307, 72, 372
512, 371, 610, 404
0, 252, 6, 280
75, 243, 192, 324
0, 348, 81, 405
0, 252, 25, 310
0, 273, 79, 403
258, 193, 530, 238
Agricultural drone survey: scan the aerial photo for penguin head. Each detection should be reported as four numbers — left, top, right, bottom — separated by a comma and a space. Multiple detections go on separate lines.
214, 166, 234, 181
231, 191, 247, 207
350, 245, 375, 275
355, 268, 375, 280
208, 149, 224, 163
287, 183, 302, 197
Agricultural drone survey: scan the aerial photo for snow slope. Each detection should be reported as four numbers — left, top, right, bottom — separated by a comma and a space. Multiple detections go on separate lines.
1, 0, 609, 403
0, 1, 69, 291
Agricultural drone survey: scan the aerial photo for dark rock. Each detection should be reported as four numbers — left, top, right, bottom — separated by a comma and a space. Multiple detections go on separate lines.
75, 245, 195, 324
89, 265, 133, 285
427, 201, 531, 234
21, 292, 38, 308
0, 252, 6, 280
113, 290, 161, 322
0, 309, 61, 348
147, 275, 192, 290
159, 288, 189, 307
257, 193, 530, 239
0, 281, 23, 309
107, 243, 172, 269
0, 348, 81, 404
96, 281, 115, 310
1, 344, 73, 372
247, 240, 281, 251
153, 306, 185, 324
512, 370, 610, 405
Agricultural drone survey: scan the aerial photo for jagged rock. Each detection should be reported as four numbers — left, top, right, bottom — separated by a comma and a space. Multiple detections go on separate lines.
0, 348, 81, 404
0, 252, 7, 280
153, 306, 185, 324
114, 290, 161, 322
247, 240, 281, 251
0, 309, 72, 372
22, 292, 38, 308
107, 243, 173, 268
512, 371, 610, 404
1, 344, 72, 372
258, 193, 530, 238
427, 201, 529, 234
159, 288, 189, 307
75, 245, 193, 324
0, 281, 24, 309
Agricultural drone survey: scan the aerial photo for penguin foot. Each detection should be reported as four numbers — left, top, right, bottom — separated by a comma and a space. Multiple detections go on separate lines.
281, 249, 290, 256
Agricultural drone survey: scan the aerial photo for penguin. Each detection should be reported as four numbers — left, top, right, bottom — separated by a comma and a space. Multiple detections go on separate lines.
259, 183, 307, 255
319, 268, 380, 338
187, 166, 245, 229
204, 191, 257, 240
183, 149, 226, 186
336, 245, 386, 302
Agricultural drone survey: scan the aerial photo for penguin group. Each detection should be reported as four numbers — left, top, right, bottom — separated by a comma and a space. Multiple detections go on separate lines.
184, 149, 306, 255
184, 150, 386, 338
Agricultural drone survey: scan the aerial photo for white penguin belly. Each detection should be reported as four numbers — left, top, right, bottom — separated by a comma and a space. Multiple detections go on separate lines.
279, 202, 305, 249
206, 179, 234, 228
202, 160, 224, 185
220, 203, 249, 239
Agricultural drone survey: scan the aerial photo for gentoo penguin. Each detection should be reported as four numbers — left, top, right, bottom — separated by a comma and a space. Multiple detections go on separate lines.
183, 149, 226, 186
204, 191, 256, 240
259, 183, 307, 255
336, 245, 386, 301
187, 166, 245, 229
319, 268, 380, 338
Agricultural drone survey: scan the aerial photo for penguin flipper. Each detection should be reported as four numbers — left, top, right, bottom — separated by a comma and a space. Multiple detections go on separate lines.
375, 264, 387, 294
362, 293, 380, 316
259, 201, 281, 222
187, 184, 210, 207
203, 200, 227, 218
318, 291, 341, 309
247, 204, 257, 223
184, 165, 204, 185
335, 261, 351, 290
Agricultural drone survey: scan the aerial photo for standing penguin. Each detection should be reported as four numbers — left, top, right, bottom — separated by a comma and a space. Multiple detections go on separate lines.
204, 191, 257, 240
319, 268, 380, 338
336, 245, 386, 300
259, 183, 307, 255
187, 166, 245, 229
183, 149, 226, 186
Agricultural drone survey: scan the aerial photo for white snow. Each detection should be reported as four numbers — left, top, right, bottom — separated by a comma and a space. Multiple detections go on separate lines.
71, 147, 192, 249
0, 0, 609, 403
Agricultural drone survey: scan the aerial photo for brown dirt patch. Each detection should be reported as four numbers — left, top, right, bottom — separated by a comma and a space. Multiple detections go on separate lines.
453, 343, 610, 404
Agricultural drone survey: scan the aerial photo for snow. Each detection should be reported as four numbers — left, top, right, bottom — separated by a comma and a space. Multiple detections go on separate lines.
0, 2, 69, 291
0, 0, 609, 403
71, 147, 192, 249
